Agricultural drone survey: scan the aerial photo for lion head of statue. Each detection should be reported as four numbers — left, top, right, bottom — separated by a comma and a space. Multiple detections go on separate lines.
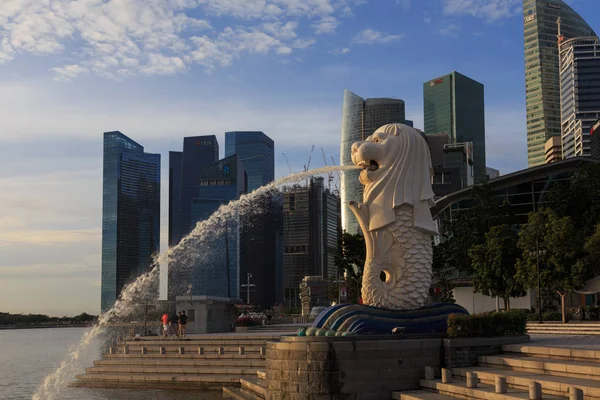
351, 123, 437, 235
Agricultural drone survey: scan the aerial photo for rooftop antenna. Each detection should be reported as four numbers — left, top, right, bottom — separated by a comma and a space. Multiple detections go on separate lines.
321, 148, 334, 191
557, 16, 564, 45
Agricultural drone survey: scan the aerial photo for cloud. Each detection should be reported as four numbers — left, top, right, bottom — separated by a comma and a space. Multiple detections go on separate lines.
437, 21, 461, 36
396, 0, 411, 11
441, 0, 521, 21
329, 47, 350, 55
352, 29, 405, 45
0, 0, 360, 79
312, 16, 339, 34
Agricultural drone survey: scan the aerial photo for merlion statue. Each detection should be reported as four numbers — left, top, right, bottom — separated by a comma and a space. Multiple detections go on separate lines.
301, 123, 468, 336
349, 123, 437, 310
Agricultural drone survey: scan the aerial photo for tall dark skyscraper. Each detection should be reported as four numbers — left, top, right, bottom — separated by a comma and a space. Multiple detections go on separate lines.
224, 131, 282, 308
225, 131, 275, 192
186, 154, 247, 299
340, 90, 406, 235
523, 0, 596, 166
168, 136, 218, 247
101, 131, 160, 312
559, 36, 600, 158
282, 177, 340, 309
423, 71, 486, 184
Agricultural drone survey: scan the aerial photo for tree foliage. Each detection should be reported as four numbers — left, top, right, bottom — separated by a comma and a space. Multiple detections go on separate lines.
334, 231, 365, 304
516, 210, 592, 323
546, 163, 600, 239
469, 224, 525, 310
0, 312, 97, 326
435, 183, 513, 276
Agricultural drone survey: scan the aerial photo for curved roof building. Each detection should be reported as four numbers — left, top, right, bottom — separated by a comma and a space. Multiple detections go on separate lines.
339, 90, 406, 235
524, 0, 596, 167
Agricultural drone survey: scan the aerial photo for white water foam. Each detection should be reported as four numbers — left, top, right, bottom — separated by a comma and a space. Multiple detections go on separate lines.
32, 165, 359, 400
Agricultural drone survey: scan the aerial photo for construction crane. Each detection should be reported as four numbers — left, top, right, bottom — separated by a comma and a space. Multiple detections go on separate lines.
303, 145, 315, 172
330, 156, 341, 195
321, 148, 334, 191
281, 152, 293, 175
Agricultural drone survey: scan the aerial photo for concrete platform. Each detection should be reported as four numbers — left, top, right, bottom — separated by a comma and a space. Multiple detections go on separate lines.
72, 331, 278, 391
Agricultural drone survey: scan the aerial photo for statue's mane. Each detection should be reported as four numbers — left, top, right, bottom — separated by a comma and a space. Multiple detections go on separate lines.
363, 123, 437, 235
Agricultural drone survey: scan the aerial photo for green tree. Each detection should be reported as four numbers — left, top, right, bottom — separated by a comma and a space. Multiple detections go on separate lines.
516, 210, 591, 323
546, 163, 600, 239
469, 224, 525, 310
585, 223, 600, 273
334, 231, 365, 304
435, 183, 513, 275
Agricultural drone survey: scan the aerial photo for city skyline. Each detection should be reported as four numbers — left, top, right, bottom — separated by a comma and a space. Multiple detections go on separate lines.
1, 0, 599, 315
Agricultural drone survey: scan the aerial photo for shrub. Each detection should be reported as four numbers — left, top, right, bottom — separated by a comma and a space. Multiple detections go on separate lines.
234, 316, 259, 327
447, 310, 527, 338
541, 311, 563, 321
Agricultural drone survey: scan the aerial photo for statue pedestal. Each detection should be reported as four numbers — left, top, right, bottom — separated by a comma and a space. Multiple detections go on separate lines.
265, 336, 442, 399
303, 302, 469, 336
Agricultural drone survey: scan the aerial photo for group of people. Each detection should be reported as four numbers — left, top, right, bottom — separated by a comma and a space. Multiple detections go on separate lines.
160, 310, 188, 338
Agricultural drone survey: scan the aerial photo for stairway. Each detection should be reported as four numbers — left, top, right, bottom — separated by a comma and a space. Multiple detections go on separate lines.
527, 323, 600, 336
222, 369, 267, 399
71, 333, 279, 390
394, 343, 600, 400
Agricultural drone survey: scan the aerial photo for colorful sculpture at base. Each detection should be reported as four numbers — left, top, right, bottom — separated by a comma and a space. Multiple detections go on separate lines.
304, 123, 468, 336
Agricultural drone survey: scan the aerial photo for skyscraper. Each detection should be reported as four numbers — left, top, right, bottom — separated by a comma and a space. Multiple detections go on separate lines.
340, 90, 406, 235
282, 177, 340, 308
224, 131, 282, 308
523, 0, 596, 166
101, 131, 160, 312
559, 36, 600, 159
168, 136, 218, 247
188, 154, 247, 298
225, 131, 274, 192
423, 71, 486, 184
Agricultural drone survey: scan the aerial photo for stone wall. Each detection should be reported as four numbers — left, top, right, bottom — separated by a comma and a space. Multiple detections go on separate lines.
443, 335, 529, 368
265, 337, 442, 400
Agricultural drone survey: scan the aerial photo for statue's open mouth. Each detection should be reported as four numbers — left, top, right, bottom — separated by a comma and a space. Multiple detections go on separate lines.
358, 160, 380, 172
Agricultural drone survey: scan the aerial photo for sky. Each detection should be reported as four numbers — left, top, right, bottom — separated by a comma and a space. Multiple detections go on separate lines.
1, 0, 598, 316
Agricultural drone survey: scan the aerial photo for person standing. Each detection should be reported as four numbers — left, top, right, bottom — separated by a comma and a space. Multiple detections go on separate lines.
170, 311, 179, 338
161, 313, 169, 338
179, 310, 188, 337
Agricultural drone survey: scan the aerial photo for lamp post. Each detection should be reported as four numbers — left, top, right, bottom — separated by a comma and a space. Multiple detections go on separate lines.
187, 284, 193, 305
241, 273, 256, 305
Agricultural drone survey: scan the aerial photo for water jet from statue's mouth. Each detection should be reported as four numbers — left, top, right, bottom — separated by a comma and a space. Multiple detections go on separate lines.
359, 160, 379, 171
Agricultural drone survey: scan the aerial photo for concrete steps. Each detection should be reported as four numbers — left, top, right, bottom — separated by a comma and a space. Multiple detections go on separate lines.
394, 342, 600, 400
418, 378, 566, 400
72, 333, 276, 390
478, 354, 600, 381
527, 323, 600, 336
85, 365, 259, 375
393, 390, 460, 400
104, 353, 265, 360
222, 368, 267, 399
111, 345, 265, 355
72, 372, 244, 390
454, 366, 600, 399
94, 358, 264, 368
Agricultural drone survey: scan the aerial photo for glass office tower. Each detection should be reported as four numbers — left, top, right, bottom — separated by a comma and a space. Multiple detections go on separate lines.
523, 0, 595, 166
224, 131, 274, 192
560, 36, 600, 158
168, 136, 218, 247
101, 131, 160, 312
340, 90, 406, 235
423, 71, 486, 184
224, 131, 283, 308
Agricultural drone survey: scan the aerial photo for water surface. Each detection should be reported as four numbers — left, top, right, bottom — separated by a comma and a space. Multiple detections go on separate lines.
0, 327, 220, 400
